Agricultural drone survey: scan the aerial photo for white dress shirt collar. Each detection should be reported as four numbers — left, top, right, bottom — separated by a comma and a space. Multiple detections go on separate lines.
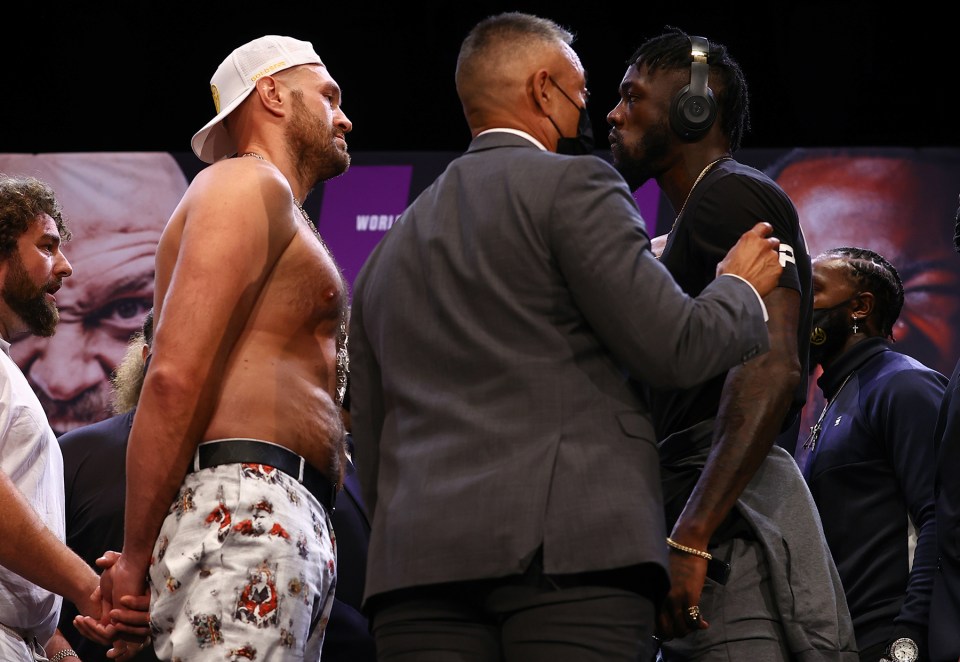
476, 128, 547, 152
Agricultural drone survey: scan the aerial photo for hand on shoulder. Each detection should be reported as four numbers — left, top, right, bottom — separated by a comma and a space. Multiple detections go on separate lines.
717, 221, 783, 298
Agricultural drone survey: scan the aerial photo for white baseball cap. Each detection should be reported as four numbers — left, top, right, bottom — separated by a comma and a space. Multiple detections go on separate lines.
191, 35, 324, 164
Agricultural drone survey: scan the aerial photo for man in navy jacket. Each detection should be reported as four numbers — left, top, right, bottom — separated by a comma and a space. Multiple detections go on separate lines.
800, 247, 946, 662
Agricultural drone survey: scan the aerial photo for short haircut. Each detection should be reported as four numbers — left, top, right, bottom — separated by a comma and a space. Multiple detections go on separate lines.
456, 12, 574, 92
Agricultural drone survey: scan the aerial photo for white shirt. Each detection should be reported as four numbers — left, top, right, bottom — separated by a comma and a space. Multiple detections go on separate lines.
0, 336, 64, 642
476, 127, 547, 151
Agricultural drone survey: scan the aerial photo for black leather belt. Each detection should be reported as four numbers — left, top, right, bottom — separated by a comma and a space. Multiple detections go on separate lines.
191, 439, 336, 511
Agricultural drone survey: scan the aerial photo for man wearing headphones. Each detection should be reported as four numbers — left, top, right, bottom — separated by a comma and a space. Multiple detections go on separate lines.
607, 27, 857, 661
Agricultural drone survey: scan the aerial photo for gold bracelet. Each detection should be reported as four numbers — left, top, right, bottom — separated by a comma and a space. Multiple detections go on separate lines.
666, 537, 712, 560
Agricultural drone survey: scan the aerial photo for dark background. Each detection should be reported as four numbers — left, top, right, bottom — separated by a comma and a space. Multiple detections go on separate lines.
4, 2, 953, 156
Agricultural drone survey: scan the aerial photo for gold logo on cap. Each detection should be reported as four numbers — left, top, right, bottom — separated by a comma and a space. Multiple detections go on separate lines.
211, 84, 221, 114
251, 60, 288, 82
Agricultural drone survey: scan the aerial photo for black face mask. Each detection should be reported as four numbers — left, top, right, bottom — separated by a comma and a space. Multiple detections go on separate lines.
548, 77, 594, 155
809, 297, 856, 368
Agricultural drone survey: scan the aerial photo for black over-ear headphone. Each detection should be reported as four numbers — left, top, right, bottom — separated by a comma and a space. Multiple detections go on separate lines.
670, 35, 717, 141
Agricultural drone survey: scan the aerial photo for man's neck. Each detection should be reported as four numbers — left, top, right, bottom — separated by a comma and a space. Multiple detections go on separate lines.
236, 149, 310, 203
0, 313, 26, 344
658, 150, 725, 210
661, 151, 732, 220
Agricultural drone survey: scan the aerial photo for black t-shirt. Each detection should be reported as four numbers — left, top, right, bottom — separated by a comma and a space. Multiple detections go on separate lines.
654, 159, 812, 447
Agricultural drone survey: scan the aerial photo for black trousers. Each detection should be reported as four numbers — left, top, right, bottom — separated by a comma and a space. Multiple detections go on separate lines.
369, 554, 660, 662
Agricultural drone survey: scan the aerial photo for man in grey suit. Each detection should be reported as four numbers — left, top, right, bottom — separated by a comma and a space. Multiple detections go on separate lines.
348, 12, 784, 661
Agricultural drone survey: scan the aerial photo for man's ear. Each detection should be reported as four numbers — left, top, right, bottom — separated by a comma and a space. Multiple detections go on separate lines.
853, 291, 875, 318
253, 75, 285, 117
531, 69, 552, 116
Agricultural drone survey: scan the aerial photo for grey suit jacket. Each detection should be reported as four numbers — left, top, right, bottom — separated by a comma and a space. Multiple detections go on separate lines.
349, 131, 769, 605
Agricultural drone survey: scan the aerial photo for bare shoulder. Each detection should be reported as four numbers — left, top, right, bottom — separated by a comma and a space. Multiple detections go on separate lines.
182, 157, 295, 235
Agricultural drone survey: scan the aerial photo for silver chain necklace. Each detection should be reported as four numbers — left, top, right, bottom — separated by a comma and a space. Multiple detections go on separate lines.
802, 371, 854, 451
239, 151, 349, 407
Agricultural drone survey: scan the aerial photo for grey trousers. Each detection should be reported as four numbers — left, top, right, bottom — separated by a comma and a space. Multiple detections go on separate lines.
659, 536, 792, 662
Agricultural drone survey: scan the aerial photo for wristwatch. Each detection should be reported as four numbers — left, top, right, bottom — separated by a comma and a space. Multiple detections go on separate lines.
886, 637, 919, 662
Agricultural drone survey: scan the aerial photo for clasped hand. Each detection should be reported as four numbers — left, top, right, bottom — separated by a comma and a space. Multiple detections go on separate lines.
73, 551, 152, 660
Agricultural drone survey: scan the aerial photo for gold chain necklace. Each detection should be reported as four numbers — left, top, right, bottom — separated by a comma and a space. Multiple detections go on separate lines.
670, 155, 731, 233
239, 151, 350, 407
802, 371, 854, 451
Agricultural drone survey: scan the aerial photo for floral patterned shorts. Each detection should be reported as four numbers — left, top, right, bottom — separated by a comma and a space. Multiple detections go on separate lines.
148, 461, 337, 661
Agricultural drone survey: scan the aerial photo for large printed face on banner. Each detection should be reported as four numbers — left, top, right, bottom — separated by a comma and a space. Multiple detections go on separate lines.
0, 153, 187, 435
769, 149, 960, 444
773, 150, 960, 376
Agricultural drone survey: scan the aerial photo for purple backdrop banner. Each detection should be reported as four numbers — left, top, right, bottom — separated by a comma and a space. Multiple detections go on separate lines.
316, 161, 663, 291
318, 165, 413, 289
633, 179, 662, 236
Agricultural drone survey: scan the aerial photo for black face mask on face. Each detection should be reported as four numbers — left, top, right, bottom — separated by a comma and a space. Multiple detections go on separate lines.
809, 297, 857, 368
547, 77, 594, 155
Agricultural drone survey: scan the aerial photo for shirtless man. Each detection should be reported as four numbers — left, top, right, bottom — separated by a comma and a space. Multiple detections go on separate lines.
96, 35, 352, 660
